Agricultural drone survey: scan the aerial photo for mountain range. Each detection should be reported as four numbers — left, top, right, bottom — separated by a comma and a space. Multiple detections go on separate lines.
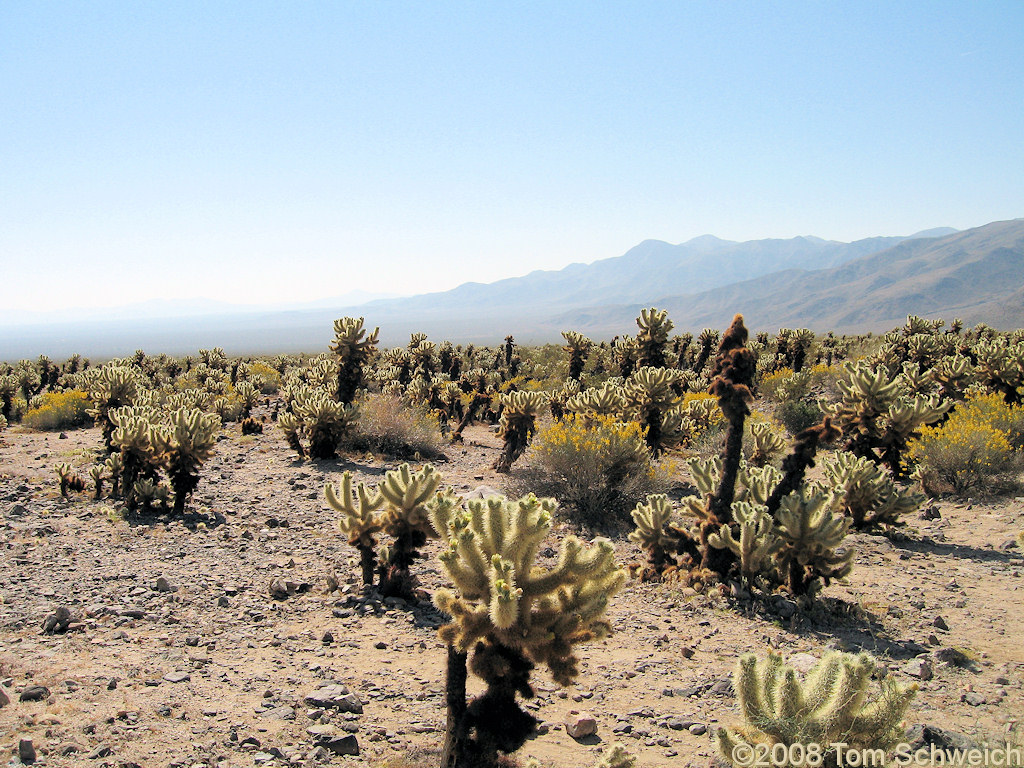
3, 220, 1022, 360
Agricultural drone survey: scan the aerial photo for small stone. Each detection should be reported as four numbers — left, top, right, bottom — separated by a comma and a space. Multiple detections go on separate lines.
787, 653, 819, 674
305, 684, 363, 714
323, 735, 360, 756
565, 711, 597, 739
163, 672, 191, 683
995, 676, 1010, 685
217, 596, 230, 607
933, 616, 949, 631
321, 631, 334, 644
19, 739, 36, 764
107, 678, 118, 690
154, 576, 173, 592
680, 646, 695, 659
962, 692, 987, 706
41, 606, 73, 634
260, 705, 295, 720
87, 744, 114, 759
19, 685, 50, 702
688, 723, 707, 736
0, 685, 9, 708
374, 641, 387, 650
903, 658, 933, 681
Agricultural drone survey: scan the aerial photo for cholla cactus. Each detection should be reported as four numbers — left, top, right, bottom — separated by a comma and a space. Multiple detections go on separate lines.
131, 477, 170, 514
291, 386, 357, 459
55, 462, 86, 497
974, 337, 1024, 405
88, 366, 143, 450
376, 463, 443, 597
493, 390, 549, 472
325, 471, 385, 584
277, 412, 305, 457
629, 494, 684, 578
717, 651, 916, 767
156, 407, 219, 515
821, 452, 923, 530
566, 380, 627, 422
561, 331, 593, 381
707, 501, 777, 590
635, 307, 673, 368
330, 316, 379, 404
745, 421, 787, 467
89, 465, 105, 499
772, 486, 853, 596
235, 380, 259, 418
826, 361, 949, 476
0, 375, 17, 422
624, 366, 682, 455
110, 406, 162, 509
428, 491, 625, 767
930, 354, 975, 401
104, 453, 123, 497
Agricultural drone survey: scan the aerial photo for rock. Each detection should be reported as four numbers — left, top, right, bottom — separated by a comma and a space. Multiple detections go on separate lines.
933, 615, 949, 631
565, 711, 597, 739
903, 658, 933, 680
930, 648, 978, 671
154, 576, 173, 592
666, 718, 692, 731
305, 685, 363, 714
269, 578, 312, 599
260, 705, 296, 720
163, 672, 191, 683
905, 724, 975, 751
688, 723, 707, 736
680, 645, 695, 659
0, 685, 9, 708
323, 735, 360, 756
321, 631, 334, 644
217, 596, 230, 607
41, 605, 73, 634
19, 738, 36, 764
374, 641, 387, 650
772, 597, 797, 618
787, 653, 819, 675
962, 692, 987, 706
19, 685, 50, 702
463, 485, 502, 500
87, 744, 114, 758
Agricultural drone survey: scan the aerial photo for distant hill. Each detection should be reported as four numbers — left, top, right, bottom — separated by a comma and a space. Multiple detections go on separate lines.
10, 220, 1024, 360
549, 219, 1024, 334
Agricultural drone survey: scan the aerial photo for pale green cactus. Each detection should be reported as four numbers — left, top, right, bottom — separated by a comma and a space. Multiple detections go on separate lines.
821, 451, 923, 530
566, 380, 627, 422
493, 390, 549, 472
330, 316, 380, 404
156, 407, 220, 515
89, 465, 105, 499
88, 366, 143, 450
430, 490, 626, 767
55, 462, 86, 497
325, 471, 386, 584
561, 330, 593, 381
717, 651, 917, 768
772, 485, 854, 596
624, 366, 682, 454
290, 385, 357, 459
745, 420, 787, 467
708, 500, 777, 590
628, 494, 685, 578
635, 307, 673, 368
974, 336, 1024, 405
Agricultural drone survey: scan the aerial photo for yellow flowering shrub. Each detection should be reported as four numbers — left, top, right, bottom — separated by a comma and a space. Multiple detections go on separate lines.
909, 394, 1023, 496
248, 362, 282, 394
506, 413, 670, 528
22, 390, 93, 431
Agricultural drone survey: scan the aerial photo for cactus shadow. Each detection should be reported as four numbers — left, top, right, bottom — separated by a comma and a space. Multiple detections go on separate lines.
739, 594, 916, 660
119, 504, 227, 531
886, 529, 1020, 565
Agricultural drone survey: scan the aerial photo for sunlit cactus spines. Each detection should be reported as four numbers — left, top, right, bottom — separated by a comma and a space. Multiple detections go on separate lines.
707, 500, 776, 590
493, 390, 548, 472
717, 651, 916, 767
429, 490, 625, 767
974, 336, 1024, 405
376, 463, 444, 597
821, 451, 923, 530
628, 493, 686, 580
88, 366, 144, 451
635, 307, 673, 368
157, 407, 220, 516
772, 485, 854, 596
329, 316, 380, 405
561, 330, 593, 382
325, 471, 386, 584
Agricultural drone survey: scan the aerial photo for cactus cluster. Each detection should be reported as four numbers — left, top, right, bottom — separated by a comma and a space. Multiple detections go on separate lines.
717, 651, 917, 767
325, 463, 443, 598
428, 490, 625, 767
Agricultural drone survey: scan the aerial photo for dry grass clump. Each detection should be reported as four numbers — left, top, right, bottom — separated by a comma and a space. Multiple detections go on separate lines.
347, 393, 445, 459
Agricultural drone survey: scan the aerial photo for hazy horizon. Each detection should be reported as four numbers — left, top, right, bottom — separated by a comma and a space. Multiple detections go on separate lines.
3, 2, 1023, 314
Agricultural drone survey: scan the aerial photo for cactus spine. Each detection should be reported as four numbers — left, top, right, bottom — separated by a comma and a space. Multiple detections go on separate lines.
717, 651, 916, 767
493, 390, 548, 473
330, 316, 379, 405
429, 491, 625, 767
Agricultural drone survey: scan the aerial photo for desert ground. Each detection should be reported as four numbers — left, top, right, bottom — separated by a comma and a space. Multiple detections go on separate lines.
2, 416, 1022, 768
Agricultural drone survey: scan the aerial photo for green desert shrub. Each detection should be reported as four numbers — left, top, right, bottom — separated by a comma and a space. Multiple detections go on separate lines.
346, 393, 445, 459
23, 390, 93, 431
507, 413, 670, 530
775, 398, 824, 436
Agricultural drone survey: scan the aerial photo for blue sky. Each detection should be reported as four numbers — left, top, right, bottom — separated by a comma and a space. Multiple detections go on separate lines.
2, 1, 1022, 312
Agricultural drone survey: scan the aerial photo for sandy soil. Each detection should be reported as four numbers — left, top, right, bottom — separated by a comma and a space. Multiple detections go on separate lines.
1, 416, 1022, 768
